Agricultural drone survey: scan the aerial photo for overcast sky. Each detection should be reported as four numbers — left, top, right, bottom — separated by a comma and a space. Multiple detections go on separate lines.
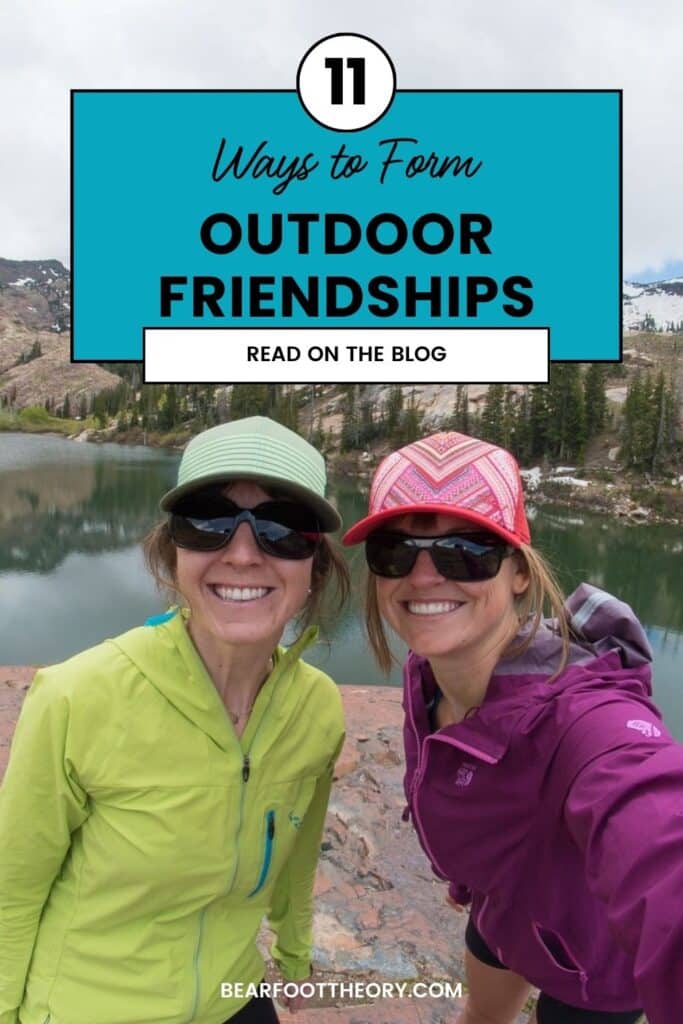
2, 0, 681, 280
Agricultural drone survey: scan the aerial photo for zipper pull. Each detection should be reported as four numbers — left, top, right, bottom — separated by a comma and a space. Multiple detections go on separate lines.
268, 813, 275, 840
242, 755, 250, 782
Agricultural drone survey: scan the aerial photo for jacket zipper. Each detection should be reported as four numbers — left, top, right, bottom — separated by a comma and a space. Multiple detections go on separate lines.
248, 809, 276, 896
187, 908, 206, 1022
406, 679, 495, 879
405, 683, 450, 879
532, 921, 590, 1002
186, 703, 271, 1022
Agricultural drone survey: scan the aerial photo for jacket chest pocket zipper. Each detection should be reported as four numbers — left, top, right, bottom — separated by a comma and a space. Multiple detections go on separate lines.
248, 810, 276, 896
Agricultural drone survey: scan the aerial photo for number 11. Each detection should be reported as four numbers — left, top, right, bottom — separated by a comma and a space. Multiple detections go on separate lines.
324, 57, 366, 105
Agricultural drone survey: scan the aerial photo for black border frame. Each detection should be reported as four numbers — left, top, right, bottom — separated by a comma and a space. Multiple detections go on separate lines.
70, 88, 623, 378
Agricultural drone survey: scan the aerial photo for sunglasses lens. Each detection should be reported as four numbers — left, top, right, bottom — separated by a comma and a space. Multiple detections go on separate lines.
431, 537, 505, 581
254, 518, 318, 559
365, 532, 419, 577
170, 514, 236, 551
365, 531, 508, 581
248, 502, 319, 559
169, 498, 319, 559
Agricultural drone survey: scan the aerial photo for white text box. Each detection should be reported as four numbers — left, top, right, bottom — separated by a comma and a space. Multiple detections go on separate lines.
144, 328, 549, 384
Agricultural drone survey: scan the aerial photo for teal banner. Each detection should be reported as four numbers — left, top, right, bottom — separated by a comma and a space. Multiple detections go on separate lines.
71, 86, 620, 369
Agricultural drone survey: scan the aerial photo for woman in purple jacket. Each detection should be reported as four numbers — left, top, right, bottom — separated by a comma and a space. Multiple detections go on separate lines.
343, 430, 682, 1024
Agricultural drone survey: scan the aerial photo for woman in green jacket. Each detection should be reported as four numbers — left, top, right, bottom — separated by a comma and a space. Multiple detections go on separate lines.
0, 416, 348, 1024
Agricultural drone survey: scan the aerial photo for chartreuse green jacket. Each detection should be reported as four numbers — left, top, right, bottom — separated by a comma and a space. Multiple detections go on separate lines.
0, 610, 344, 1024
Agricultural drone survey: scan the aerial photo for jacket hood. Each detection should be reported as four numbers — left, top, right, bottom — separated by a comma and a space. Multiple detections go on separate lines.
493, 582, 653, 680
564, 582, 653, 668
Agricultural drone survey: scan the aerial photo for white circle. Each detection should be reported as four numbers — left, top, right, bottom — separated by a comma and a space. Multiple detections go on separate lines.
297, 34, 396, 132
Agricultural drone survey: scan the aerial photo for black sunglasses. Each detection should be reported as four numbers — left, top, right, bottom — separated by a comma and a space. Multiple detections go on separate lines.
169, 495, 320, 560
365, 529, 513, 581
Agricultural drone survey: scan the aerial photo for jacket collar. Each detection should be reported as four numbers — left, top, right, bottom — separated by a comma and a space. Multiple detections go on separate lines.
406, 649, 565, 765
112, 608, 319, 753
406, 641, 642, 767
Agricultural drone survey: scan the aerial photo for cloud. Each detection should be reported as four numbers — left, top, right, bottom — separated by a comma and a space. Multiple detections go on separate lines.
2, 0, 681, 275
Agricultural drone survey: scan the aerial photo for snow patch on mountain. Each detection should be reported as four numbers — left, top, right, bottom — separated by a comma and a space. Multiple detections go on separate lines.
623, 279, 683, 331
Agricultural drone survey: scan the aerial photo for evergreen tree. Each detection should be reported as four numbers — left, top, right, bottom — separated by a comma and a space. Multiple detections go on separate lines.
230, 385, 271, 420
306, 384, 318, 440
621, 372, 652, 469
359, 395, 373, 446
501, 387, 516, 450
622, 371, 677, 473
480, 385, 506, 445
310, 415, 327, 453
274, 385, 299, 431
385, 385, 403, 435
92, 393, 108, 429
158, 385, 178, 431
513, 390, 532, 464
215, 388, 230, 424
528, 385, 550, 458
650, 372, 669, 473
340, 386, 359, 452
399, 388, 423, 444
584, 364, 608, 439
450, 385, 470, 433
546, 365, 586, 461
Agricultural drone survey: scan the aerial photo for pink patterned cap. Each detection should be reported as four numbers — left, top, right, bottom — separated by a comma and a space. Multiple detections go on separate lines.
342, 431, 530, 547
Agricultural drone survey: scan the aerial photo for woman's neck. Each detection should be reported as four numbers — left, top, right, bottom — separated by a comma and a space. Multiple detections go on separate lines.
186, 618, 277, 711
428, 615, 519, 722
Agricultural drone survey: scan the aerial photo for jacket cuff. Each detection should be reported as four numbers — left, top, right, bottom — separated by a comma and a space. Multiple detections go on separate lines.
274, 955, 313, 982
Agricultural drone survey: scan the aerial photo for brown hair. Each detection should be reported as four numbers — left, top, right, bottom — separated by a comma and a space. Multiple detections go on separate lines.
143, 521, 350, 641
364, 542, 571, 678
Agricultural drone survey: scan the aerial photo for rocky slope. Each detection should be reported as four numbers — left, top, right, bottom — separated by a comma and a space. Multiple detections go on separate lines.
1, 256, 681, 443
0, 258, 120, 412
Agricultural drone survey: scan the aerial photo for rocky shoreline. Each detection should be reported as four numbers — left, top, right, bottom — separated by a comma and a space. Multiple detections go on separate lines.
7, 421, 683, 527
528, 479, 683, 527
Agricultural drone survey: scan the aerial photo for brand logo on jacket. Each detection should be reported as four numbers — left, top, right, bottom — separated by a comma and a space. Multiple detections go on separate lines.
626, 719, 661, 738
455, 763, 477, 787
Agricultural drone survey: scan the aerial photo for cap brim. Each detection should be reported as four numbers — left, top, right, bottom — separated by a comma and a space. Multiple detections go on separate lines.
160, 472, 342, 532
342, 504, 525, 547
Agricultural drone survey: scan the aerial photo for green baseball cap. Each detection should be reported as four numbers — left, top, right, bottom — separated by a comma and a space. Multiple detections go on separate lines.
160, 416, 341, 531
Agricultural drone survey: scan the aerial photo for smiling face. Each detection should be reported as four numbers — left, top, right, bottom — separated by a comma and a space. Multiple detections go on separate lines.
373, 512, 529, 665
174, 481, 314, 655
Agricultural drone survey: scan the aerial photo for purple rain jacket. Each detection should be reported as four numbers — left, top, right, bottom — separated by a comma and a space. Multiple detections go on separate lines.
403, 584, 683, 1023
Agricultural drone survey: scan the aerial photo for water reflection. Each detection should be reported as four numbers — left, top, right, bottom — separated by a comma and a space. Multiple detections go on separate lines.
528, 509, 683, 636
0, 435, 177, 572
0, 434, 681, 738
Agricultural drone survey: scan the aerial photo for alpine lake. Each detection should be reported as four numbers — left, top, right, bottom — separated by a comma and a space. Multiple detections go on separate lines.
1, 432, 681, 739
